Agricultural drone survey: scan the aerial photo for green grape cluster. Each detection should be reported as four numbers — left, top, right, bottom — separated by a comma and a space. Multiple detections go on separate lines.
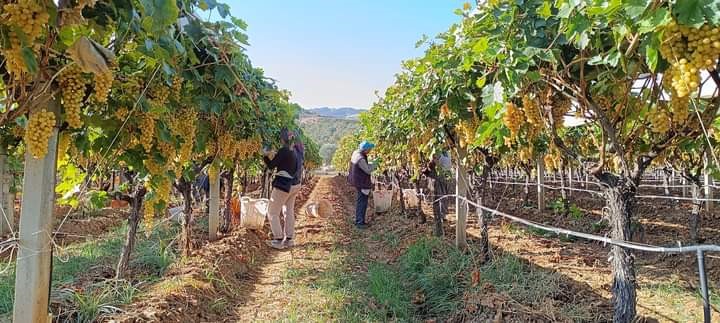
25, 109, 56, 159
59, 64, 88, 128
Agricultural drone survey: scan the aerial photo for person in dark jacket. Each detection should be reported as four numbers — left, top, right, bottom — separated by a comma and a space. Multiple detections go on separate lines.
348, 140, 376, 229
422, 152, 452, 237
263, 128, 299, 249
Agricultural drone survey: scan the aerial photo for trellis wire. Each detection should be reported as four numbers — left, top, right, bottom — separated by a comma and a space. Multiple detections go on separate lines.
400, 186, 717, 322
487, 179, 720, 202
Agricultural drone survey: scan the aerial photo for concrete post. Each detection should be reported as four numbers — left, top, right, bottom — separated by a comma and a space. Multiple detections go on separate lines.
13, 103, 60, 323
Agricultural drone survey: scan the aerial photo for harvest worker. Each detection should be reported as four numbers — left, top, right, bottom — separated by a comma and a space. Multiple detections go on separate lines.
422, 151, 452, 237
348, 140, 377, 229
262, 128, 299, 249
283, 135, 305, 248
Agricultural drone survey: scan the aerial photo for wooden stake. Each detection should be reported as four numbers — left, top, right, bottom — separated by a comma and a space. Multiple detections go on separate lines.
0, 147, 13, 235
455, 150, 468, 249
704, 152, 713, 213
537, 157, 545, 212
209, 172, 220, 241
13, 103, 60, 323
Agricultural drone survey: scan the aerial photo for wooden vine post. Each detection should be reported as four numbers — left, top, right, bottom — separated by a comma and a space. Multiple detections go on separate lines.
704, 152, 713, 213
568, 167, 573, 197
455, 150, 469, 249
536, 156, 545, 212
13, 103, 60, 323
0, 147, 13, 235
209, 171, 221, 241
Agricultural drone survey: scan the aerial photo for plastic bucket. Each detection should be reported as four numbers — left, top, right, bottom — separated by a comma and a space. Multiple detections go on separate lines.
373, 190, 392, 213
168, 206, 184, 223
241, 197, 269, 230
403, 189, 419, 208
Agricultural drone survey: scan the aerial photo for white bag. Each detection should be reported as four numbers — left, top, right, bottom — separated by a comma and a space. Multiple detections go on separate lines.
240, 197, 269, 230
373, 190, 392, 213
403, 189, 419, 208
168, 206, 185, 223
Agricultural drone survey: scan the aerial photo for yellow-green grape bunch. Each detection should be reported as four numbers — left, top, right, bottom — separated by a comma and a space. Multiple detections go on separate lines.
59, 65, 88, 128
457, 119, 477, 149
206, 140, 218, 157
544, 154, 557, 173
649, 108, 671, 133
1, 0, 50, 78
236, 137, 261, 160
176, 109, 197, 162
152, 177, 172, 205
2, 1, 49, 42
157, 140, 177, 177
93, 71, 113, 104
138, 113, 156, 152
521, 95, 542, 138
172, 76, 183, 95
57, 132, 71, 158
661, 20, 720, 97
149, 85, 170, 106
165, 113, 183, 137
218, 133, 237, 160
503, 102, 523, 140
2, 48, 26, 80
518, 146, 533, 163
114, 107, 129, 121
25, 109, 56, 159
144, 158, 164, 177
667, 60, 700, 98
670, 94, 690, 126
143, 199, 156, 237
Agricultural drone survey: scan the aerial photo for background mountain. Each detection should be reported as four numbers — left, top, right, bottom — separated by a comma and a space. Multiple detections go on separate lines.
305, 107, 365, 119
299, 107, 363, 165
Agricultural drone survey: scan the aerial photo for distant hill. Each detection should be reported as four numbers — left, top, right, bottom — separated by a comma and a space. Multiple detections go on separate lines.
299, 108, 361, 164
306, 107, 365, 119
299, 115, 359, 146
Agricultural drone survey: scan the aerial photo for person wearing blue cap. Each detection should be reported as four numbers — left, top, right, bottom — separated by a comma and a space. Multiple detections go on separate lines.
348, 140, 377, 229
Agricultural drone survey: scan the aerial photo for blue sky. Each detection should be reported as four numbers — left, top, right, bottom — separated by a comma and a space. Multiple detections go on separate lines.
227, 1, 467, 109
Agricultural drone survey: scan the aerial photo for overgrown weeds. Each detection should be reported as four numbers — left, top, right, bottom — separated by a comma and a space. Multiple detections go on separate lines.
0, 221, 179, 317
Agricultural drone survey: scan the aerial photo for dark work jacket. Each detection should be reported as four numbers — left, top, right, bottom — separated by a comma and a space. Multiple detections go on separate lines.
293, 148, 304, 185
348, 152, 372, 190
263, 146, 298, 192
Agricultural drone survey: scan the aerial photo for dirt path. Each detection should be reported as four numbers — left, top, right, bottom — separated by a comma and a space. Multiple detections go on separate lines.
233, 176, 348, 321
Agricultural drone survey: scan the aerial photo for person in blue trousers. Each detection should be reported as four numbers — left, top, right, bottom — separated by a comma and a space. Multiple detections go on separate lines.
348, 140, 377, 229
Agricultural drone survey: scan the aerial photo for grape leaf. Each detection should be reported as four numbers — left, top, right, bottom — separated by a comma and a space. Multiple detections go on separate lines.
674, 0, 720, 27
624, 0, 651, 19
139, 0, 179, 33
537, 1, 552, 19
20, 47, 38, 74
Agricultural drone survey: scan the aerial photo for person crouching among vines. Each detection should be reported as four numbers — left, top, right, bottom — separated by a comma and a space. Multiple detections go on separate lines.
262, 128, 300, 249
422, 151, 452, 237
348, 141, 377, 229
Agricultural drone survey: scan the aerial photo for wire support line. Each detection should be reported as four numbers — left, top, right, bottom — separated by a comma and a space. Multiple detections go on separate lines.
0, 237, 18, 248
428, 193, 720, 254
486, 180, 720, 202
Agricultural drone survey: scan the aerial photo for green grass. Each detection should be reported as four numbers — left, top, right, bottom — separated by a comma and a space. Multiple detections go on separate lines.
480, 254, 561, 304
367, 262, 411, 320
280, 235, 475, 322
0, 221, 179, 317
399, 237, 471, 318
